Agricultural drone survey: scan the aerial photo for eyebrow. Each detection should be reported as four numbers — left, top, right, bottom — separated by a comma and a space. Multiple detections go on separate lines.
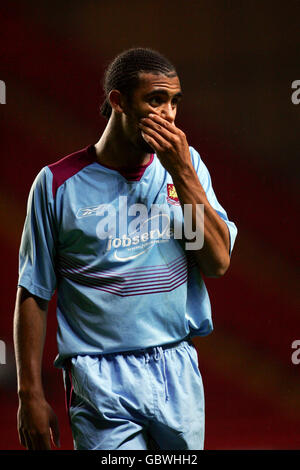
144, 89, 183, 100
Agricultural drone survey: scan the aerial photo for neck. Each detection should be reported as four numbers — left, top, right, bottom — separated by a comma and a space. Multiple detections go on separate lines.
94, 115, 151, 168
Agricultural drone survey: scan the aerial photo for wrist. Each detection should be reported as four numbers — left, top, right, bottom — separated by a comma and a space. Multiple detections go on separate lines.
170, 163, 197, 184
18, 386, 45, 402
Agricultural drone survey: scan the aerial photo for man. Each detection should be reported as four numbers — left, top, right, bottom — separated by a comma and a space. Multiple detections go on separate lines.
14, 47, 237, 450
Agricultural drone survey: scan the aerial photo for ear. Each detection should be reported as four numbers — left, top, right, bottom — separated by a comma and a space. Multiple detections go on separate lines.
108, 89, 126, 114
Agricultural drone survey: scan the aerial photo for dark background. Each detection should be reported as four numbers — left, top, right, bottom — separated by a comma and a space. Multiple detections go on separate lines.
0, 0, 299, 450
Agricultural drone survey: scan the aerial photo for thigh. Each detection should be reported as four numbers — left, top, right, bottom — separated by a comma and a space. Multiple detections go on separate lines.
67, 354, 151, 450
148, 341, 205, 450
69, 393, 149, 450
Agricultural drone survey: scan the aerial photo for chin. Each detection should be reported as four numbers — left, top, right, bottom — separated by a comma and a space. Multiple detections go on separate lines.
138, 136, 155, 154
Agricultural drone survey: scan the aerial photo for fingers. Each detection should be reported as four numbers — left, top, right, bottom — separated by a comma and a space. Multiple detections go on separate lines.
140, 126, 167, 151
18, 428, 27, 448
139, 115, 175, 144
19, 428, 52, 450
50, 412, 61, 448
139, 114, 185, 156
17, 400, 59, 451
36, 432, 52, 450
147, 113, 178, 133
28, 432, 52, 450
21, 430, 33, 450
140, 131, 160, 153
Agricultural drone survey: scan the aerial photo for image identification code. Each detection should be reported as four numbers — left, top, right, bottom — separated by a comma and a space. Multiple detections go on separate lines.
100, 454, 198, 466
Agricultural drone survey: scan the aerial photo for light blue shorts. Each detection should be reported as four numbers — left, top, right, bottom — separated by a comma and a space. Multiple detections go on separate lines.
63, 339, 205, 450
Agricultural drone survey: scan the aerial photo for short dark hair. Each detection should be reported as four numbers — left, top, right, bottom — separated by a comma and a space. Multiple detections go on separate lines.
100, 47, 177, 119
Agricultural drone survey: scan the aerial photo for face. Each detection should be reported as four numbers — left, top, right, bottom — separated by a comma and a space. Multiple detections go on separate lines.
121, 72, 183, 153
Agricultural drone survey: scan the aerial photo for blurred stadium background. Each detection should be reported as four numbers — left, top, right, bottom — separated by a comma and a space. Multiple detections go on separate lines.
0, 0, 299, 449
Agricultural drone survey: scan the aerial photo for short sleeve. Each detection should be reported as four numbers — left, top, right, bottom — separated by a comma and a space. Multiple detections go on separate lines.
18, 167, 57, 300
190, 146, 238, 256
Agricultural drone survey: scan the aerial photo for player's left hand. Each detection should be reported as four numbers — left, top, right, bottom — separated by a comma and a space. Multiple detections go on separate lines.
138, 114, 192, 176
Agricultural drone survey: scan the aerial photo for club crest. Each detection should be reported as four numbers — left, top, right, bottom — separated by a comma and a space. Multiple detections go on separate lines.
166, 184, 180, 206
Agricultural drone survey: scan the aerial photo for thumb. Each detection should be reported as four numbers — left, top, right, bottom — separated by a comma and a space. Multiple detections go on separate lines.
49, 411, 60, 448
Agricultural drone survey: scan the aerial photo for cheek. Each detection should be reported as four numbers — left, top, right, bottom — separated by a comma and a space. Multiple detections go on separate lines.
123, 116, 142, 143
135, 102, 153, 119
123, 113, 137, 132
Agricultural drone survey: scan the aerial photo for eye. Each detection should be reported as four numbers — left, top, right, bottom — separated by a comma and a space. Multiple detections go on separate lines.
149, 96, 163, 106
172, 96, 182, 107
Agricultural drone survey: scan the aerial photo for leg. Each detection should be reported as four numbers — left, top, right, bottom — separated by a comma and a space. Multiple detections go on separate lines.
146, 341, 205, 450
65, 354, 151, 450
69, 393, 148, 450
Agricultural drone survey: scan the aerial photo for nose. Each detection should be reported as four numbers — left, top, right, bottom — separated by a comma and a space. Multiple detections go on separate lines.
160, 103, 176, 124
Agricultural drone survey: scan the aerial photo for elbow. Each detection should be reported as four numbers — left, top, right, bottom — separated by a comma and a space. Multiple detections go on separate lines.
203, 254, 231, 278
214, 259, 230, 278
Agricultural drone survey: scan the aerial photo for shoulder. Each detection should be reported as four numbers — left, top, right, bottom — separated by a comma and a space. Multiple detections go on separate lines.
189, 145, 199, 165
188, 145, 209, 173
47, 144, 95, 197
188, 145, 212, 190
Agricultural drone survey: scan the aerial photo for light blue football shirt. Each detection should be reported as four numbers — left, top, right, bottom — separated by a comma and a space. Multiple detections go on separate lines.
18, 144, 237, 368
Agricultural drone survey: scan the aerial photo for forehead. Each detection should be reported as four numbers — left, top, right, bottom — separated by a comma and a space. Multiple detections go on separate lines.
135, 72, 181, 95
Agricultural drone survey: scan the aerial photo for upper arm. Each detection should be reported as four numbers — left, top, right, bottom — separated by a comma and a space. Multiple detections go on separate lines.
16, 286, 49, 313
18, 168, 57, 301
190, 146, 238, 256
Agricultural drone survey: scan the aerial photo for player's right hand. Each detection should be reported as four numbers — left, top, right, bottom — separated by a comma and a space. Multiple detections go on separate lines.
17, 395, 60, 450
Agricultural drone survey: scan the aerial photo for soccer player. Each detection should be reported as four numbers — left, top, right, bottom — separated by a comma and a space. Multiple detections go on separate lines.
14, 48, 237, 450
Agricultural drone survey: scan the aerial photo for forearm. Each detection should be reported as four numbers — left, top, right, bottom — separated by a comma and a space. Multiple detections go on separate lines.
171, 165, 230, 277
139, 113, 230, 277
13, 287, 48, 398
13, 288, 60, 449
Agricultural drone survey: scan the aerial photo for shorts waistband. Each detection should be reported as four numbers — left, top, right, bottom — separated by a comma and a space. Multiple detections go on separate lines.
105, 336, 192, 357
